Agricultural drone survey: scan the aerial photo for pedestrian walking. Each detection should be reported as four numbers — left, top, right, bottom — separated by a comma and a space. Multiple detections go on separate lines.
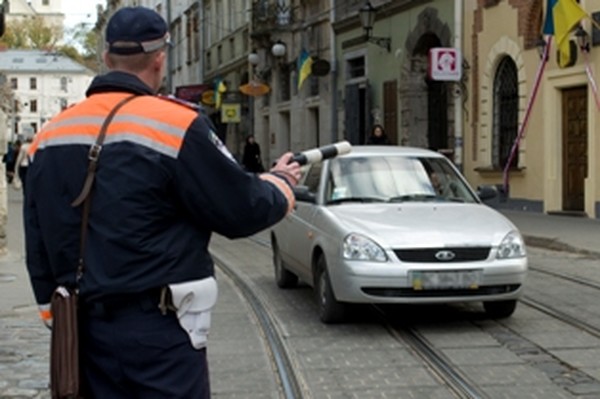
365, 124, 391, 145
242, 134, 265, 173
13, 137, 31, 194
23, 6, 301, 399
2, 139, 21, 184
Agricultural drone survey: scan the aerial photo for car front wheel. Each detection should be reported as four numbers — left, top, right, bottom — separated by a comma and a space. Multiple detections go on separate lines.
315, 255, 346, 323
483, 299, 517, 319
272, 239, 298, 288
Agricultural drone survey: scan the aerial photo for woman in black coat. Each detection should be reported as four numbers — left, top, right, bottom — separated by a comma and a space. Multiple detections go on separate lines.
242, 135, 265, 173
366, 124, 391, 145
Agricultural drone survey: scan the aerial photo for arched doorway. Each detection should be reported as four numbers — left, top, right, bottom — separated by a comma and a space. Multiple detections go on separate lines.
399, 8, 453, 153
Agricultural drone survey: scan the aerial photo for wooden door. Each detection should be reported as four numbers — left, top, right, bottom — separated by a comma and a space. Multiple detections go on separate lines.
383, 80, 397, 145
562, 87, 588, 211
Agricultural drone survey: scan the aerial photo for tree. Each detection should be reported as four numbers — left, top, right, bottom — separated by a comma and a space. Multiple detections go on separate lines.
0, 16, 62, 49
0, 17, 100, 72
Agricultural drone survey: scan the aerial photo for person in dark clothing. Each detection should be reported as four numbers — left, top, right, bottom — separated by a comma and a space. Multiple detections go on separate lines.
3, 140, 20, 183
366, 124, 391, 145
242, 135, 265, 173
23, 6, 302, 399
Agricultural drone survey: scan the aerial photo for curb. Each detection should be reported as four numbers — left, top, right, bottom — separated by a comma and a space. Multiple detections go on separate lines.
524, 235, 600, 259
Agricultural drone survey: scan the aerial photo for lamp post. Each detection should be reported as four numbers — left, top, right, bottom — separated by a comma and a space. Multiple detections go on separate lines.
271, 40, 286, 59
575, 25, 590, 53
359, 1, 391, 52
536, 36, 549, 60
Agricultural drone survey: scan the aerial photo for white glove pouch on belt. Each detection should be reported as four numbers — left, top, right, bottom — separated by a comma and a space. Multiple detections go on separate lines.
168, 277, 218, 349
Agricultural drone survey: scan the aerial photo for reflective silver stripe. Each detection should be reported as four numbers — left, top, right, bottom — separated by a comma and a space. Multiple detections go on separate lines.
45, 114, 187, 140
34, 132, 179, 159
44, 116, 106, 131
113, 114, 187, 139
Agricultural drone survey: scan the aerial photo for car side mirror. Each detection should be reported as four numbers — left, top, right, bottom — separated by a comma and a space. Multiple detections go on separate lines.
477, 185, 497, 201
293, 185, 316, 203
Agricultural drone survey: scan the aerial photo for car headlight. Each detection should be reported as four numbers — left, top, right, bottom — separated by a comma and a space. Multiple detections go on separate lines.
496, 231, 527, 259
343, 233, 388, 262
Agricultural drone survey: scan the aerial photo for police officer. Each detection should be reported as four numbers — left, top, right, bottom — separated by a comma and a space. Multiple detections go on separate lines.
24, 6, 301, 398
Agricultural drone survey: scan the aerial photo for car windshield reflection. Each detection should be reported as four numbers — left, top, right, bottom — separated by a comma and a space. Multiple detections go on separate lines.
326, 156, 478, 205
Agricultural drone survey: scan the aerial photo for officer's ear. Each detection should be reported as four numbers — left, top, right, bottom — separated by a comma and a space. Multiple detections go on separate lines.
103, 50, 114, 69
153, 50, 166, 72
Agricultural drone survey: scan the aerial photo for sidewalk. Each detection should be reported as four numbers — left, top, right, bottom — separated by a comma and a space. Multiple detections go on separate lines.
500, 209, 600, 257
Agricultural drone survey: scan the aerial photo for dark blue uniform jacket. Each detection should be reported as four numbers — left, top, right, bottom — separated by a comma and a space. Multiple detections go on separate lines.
24, 71, 294, 305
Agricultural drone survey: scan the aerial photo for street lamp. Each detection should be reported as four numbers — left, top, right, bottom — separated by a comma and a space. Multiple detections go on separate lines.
359, 1, 391, 52
536, 36, 549, 60
271, 40, 286, 58
575, 25, 590, 53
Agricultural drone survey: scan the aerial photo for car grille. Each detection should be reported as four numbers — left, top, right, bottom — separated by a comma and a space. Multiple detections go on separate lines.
362, 284, 520, 297
394, 247, 491, 263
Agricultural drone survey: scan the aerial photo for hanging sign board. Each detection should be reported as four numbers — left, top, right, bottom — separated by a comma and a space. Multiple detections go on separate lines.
221, 103, 241, 123
428, 47, 462, 81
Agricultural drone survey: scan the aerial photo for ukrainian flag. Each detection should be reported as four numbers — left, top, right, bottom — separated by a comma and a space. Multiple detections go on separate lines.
297, 49, 313, 90
544, 0, 588, 68
214, 78, 227, 109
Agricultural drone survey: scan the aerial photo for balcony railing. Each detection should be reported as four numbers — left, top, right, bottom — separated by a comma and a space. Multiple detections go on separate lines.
251, 1, 295, 42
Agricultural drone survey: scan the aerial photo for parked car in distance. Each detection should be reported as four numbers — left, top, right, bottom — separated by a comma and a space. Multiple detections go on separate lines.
271, 146, 528, 323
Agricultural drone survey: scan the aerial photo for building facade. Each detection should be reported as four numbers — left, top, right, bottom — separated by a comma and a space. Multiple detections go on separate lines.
0, 49, 94, 141
464, 0, 600, 218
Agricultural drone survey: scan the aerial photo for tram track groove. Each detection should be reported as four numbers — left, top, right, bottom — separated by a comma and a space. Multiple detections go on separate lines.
212, 251, 306, 399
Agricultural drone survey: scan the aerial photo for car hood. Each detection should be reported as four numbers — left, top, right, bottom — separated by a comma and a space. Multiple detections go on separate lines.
327, 203, 517, 248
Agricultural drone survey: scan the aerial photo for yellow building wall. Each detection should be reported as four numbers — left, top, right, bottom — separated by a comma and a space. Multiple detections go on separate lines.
463, 0, 600, 217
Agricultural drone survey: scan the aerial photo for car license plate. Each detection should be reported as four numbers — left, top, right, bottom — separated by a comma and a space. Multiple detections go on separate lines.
410, 270, 482, 290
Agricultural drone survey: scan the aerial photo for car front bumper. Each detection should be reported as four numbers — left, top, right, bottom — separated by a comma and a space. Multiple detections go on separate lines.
329, 257, 528, 304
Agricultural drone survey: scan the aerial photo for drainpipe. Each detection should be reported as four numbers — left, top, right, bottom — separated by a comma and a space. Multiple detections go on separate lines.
166, 0, 173, 94
329, 0, 338, 143
197, 0, 204, 84
453, 0, 463, 171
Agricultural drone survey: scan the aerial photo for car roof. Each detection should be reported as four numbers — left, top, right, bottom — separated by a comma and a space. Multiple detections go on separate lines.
339, 145, 446, 159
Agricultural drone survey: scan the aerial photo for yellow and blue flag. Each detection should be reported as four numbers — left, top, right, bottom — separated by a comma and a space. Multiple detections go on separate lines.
214, 78, 227, 109
543, 0, 588, 68
297, 49, 313, 90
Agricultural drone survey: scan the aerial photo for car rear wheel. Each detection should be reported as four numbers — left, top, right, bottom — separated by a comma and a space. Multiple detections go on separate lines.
483, 299, 517, 319
315, 255, 346, 324
272, 239, 298, 288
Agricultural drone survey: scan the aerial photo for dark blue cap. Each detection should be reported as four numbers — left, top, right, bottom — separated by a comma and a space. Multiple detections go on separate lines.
106, 6, 168, 55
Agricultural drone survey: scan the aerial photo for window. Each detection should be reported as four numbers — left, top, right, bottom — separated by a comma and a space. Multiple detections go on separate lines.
304, 163, 322, 194
42, 0, 49, 5
279, 65, 291, 102
30, 77, 37, 90
186, 11, 193, 64
10, 78, 17, 89
229, 38, 235, 60
30, 99, 37, 113
60, 77, 68, 92
492, 56, 519, 169
309, 76, 319, 97
346, 56, 365, 80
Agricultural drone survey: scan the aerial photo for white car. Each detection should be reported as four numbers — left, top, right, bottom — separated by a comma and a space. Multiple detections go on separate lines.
271, 146, 527, 323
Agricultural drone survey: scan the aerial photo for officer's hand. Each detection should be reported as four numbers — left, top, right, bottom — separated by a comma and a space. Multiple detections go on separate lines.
38, 304, 52, 330
270, 152, 302, 187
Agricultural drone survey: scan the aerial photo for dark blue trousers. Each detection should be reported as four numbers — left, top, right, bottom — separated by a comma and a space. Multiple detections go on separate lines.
79, 299, 210, 398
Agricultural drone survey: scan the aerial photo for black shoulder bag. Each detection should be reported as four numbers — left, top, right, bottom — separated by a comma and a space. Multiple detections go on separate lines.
50, 94, 137, 399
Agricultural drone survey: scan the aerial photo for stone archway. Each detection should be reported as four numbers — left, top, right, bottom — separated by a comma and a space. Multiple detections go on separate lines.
399, 7, 452, 150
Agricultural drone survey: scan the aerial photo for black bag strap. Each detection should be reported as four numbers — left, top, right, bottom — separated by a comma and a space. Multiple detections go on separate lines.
72, 94, 138, 281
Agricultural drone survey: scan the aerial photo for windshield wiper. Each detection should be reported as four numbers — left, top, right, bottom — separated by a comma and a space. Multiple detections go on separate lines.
387, 194, 438, 203
327, 197, 386, 205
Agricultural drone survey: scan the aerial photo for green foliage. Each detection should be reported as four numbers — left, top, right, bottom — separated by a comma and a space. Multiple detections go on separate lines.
0, 16, 62, 49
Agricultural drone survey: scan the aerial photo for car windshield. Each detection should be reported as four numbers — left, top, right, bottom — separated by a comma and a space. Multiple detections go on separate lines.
326, 155, 478, 204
